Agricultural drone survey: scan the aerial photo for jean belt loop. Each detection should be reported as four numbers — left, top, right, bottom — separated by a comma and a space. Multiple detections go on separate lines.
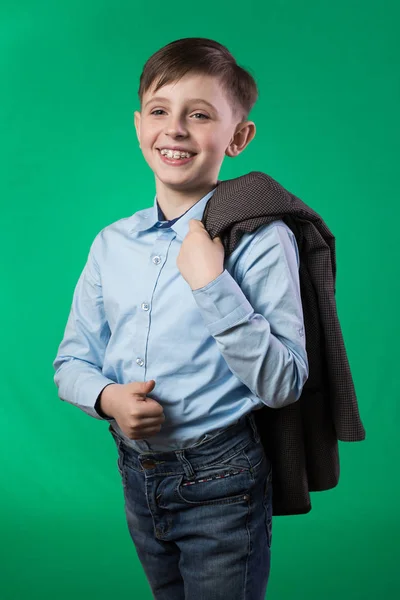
247, 411, 260, 443
175, 449, 196, 479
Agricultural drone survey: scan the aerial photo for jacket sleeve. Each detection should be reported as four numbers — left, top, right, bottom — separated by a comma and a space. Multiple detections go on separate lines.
191, 223, 309, 409
52, 236, 116, 420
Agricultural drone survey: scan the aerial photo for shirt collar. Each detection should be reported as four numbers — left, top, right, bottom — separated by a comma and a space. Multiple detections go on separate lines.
128, 186, 218, 241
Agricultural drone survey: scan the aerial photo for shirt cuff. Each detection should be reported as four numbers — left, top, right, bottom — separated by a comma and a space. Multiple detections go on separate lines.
74, 374, 117, 421
192, 269, 254, 336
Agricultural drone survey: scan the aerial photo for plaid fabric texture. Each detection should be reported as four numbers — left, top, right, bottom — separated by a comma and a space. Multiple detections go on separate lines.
202, 171, 366, 516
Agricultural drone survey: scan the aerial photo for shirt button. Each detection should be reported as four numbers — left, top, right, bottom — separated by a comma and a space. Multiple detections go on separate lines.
136, 358, 144, 367
141, 303, 149, 311
152, 256, 162, 265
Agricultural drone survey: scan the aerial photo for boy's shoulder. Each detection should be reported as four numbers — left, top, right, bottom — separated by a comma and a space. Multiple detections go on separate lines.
108, 205, 152, 233
244, 219, 297, 250
253, 219, 293, 236
95, 205, 152, 241
239, 219, 299, 269
87, 206, 152, 261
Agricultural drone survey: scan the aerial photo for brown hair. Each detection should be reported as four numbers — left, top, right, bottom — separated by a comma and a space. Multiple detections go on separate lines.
138, 38, 258, 123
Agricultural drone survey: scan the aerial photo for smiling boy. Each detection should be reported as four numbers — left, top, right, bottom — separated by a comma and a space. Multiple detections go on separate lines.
136, 72, 255, 292
53, 38, 308, 599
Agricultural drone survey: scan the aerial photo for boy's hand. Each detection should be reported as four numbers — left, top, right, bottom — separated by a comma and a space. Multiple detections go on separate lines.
177, 219, 225, 290
99, 380, 165, 440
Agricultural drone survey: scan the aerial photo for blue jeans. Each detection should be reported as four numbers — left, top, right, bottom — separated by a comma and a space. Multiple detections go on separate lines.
109, 412, 273, 600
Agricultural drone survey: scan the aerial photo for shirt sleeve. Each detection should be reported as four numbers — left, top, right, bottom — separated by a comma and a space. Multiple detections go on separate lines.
191, 222, 309, 409
52, 236, 116, 420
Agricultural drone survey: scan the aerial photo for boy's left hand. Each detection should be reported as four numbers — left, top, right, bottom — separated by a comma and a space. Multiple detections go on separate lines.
177, 219, 225, 290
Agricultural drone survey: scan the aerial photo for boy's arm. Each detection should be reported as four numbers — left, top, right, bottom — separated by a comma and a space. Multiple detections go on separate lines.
53, 236, 116, 420
192, 223, 309, 409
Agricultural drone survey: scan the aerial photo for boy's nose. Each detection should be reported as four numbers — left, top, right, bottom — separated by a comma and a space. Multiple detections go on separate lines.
165, 120, 188, 137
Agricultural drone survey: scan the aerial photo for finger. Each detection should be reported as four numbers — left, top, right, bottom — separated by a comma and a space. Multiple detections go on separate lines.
129, 425, 163, 440
137, 414, 166, 425
189, 219, 204, 228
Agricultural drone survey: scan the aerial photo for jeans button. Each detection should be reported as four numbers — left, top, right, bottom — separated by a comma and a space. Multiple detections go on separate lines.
142, 459, 156, 469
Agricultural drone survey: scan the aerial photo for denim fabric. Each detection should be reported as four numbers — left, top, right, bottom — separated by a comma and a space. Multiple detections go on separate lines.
109, 412, 273, 600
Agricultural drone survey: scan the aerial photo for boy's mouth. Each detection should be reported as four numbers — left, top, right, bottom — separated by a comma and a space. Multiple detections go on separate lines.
156, 148, 197, 166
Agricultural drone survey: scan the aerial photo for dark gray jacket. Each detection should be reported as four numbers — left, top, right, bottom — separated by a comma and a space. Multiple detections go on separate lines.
202, 171, 366, 516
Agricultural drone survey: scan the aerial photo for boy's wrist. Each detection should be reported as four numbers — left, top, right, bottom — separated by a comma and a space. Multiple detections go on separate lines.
95, 384, 117, 419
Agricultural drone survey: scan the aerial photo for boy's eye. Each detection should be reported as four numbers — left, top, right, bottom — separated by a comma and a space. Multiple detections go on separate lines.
150, 109, 209, 120
192, 113, 209, 120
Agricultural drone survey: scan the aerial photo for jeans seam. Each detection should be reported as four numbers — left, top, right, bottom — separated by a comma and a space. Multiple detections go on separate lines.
242, 445, 263, 481
263, 468, 273, 548
244, 490, 252, 599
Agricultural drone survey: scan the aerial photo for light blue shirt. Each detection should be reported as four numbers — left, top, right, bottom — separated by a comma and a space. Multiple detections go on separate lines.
53, 187, 309, 451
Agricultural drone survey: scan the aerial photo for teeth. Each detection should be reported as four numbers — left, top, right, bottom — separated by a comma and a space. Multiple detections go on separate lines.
160, 149, 193, 159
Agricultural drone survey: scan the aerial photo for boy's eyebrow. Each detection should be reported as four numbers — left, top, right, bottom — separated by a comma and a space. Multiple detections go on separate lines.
144, 96, 218, 112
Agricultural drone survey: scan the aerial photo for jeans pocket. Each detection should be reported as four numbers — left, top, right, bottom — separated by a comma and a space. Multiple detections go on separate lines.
175, 448, 254, 506
263, 468, 273, 547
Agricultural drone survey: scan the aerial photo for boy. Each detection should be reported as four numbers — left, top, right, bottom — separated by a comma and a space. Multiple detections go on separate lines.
53, 37, 308, 599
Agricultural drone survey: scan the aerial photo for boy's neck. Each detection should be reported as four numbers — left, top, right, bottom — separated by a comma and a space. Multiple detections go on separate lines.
156, 181, 218, 221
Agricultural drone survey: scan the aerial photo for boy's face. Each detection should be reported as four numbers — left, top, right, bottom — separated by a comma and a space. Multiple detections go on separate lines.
134, 73, 255, 198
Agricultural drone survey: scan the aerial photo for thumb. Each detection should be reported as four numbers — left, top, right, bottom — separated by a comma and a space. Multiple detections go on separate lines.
127, 379, 156, 396
189, 219, 204, 228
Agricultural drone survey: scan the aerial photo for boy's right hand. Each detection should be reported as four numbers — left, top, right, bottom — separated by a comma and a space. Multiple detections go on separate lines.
98, 380, 165, 440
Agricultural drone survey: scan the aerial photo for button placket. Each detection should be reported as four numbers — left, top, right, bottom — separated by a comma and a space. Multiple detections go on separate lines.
133, 236, 173, 378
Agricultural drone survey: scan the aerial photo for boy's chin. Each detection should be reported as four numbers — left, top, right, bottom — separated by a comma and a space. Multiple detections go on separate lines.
157, 176, 196, 190
155, 173, 208, 193
155, 169, 197, 185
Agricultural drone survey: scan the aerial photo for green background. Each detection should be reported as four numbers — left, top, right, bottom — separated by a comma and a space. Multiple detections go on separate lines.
1, 1, 398, 598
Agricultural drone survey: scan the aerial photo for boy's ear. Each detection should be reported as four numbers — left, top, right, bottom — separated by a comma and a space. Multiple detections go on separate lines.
134, 110, 141, 148
225, 121, 256, 158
